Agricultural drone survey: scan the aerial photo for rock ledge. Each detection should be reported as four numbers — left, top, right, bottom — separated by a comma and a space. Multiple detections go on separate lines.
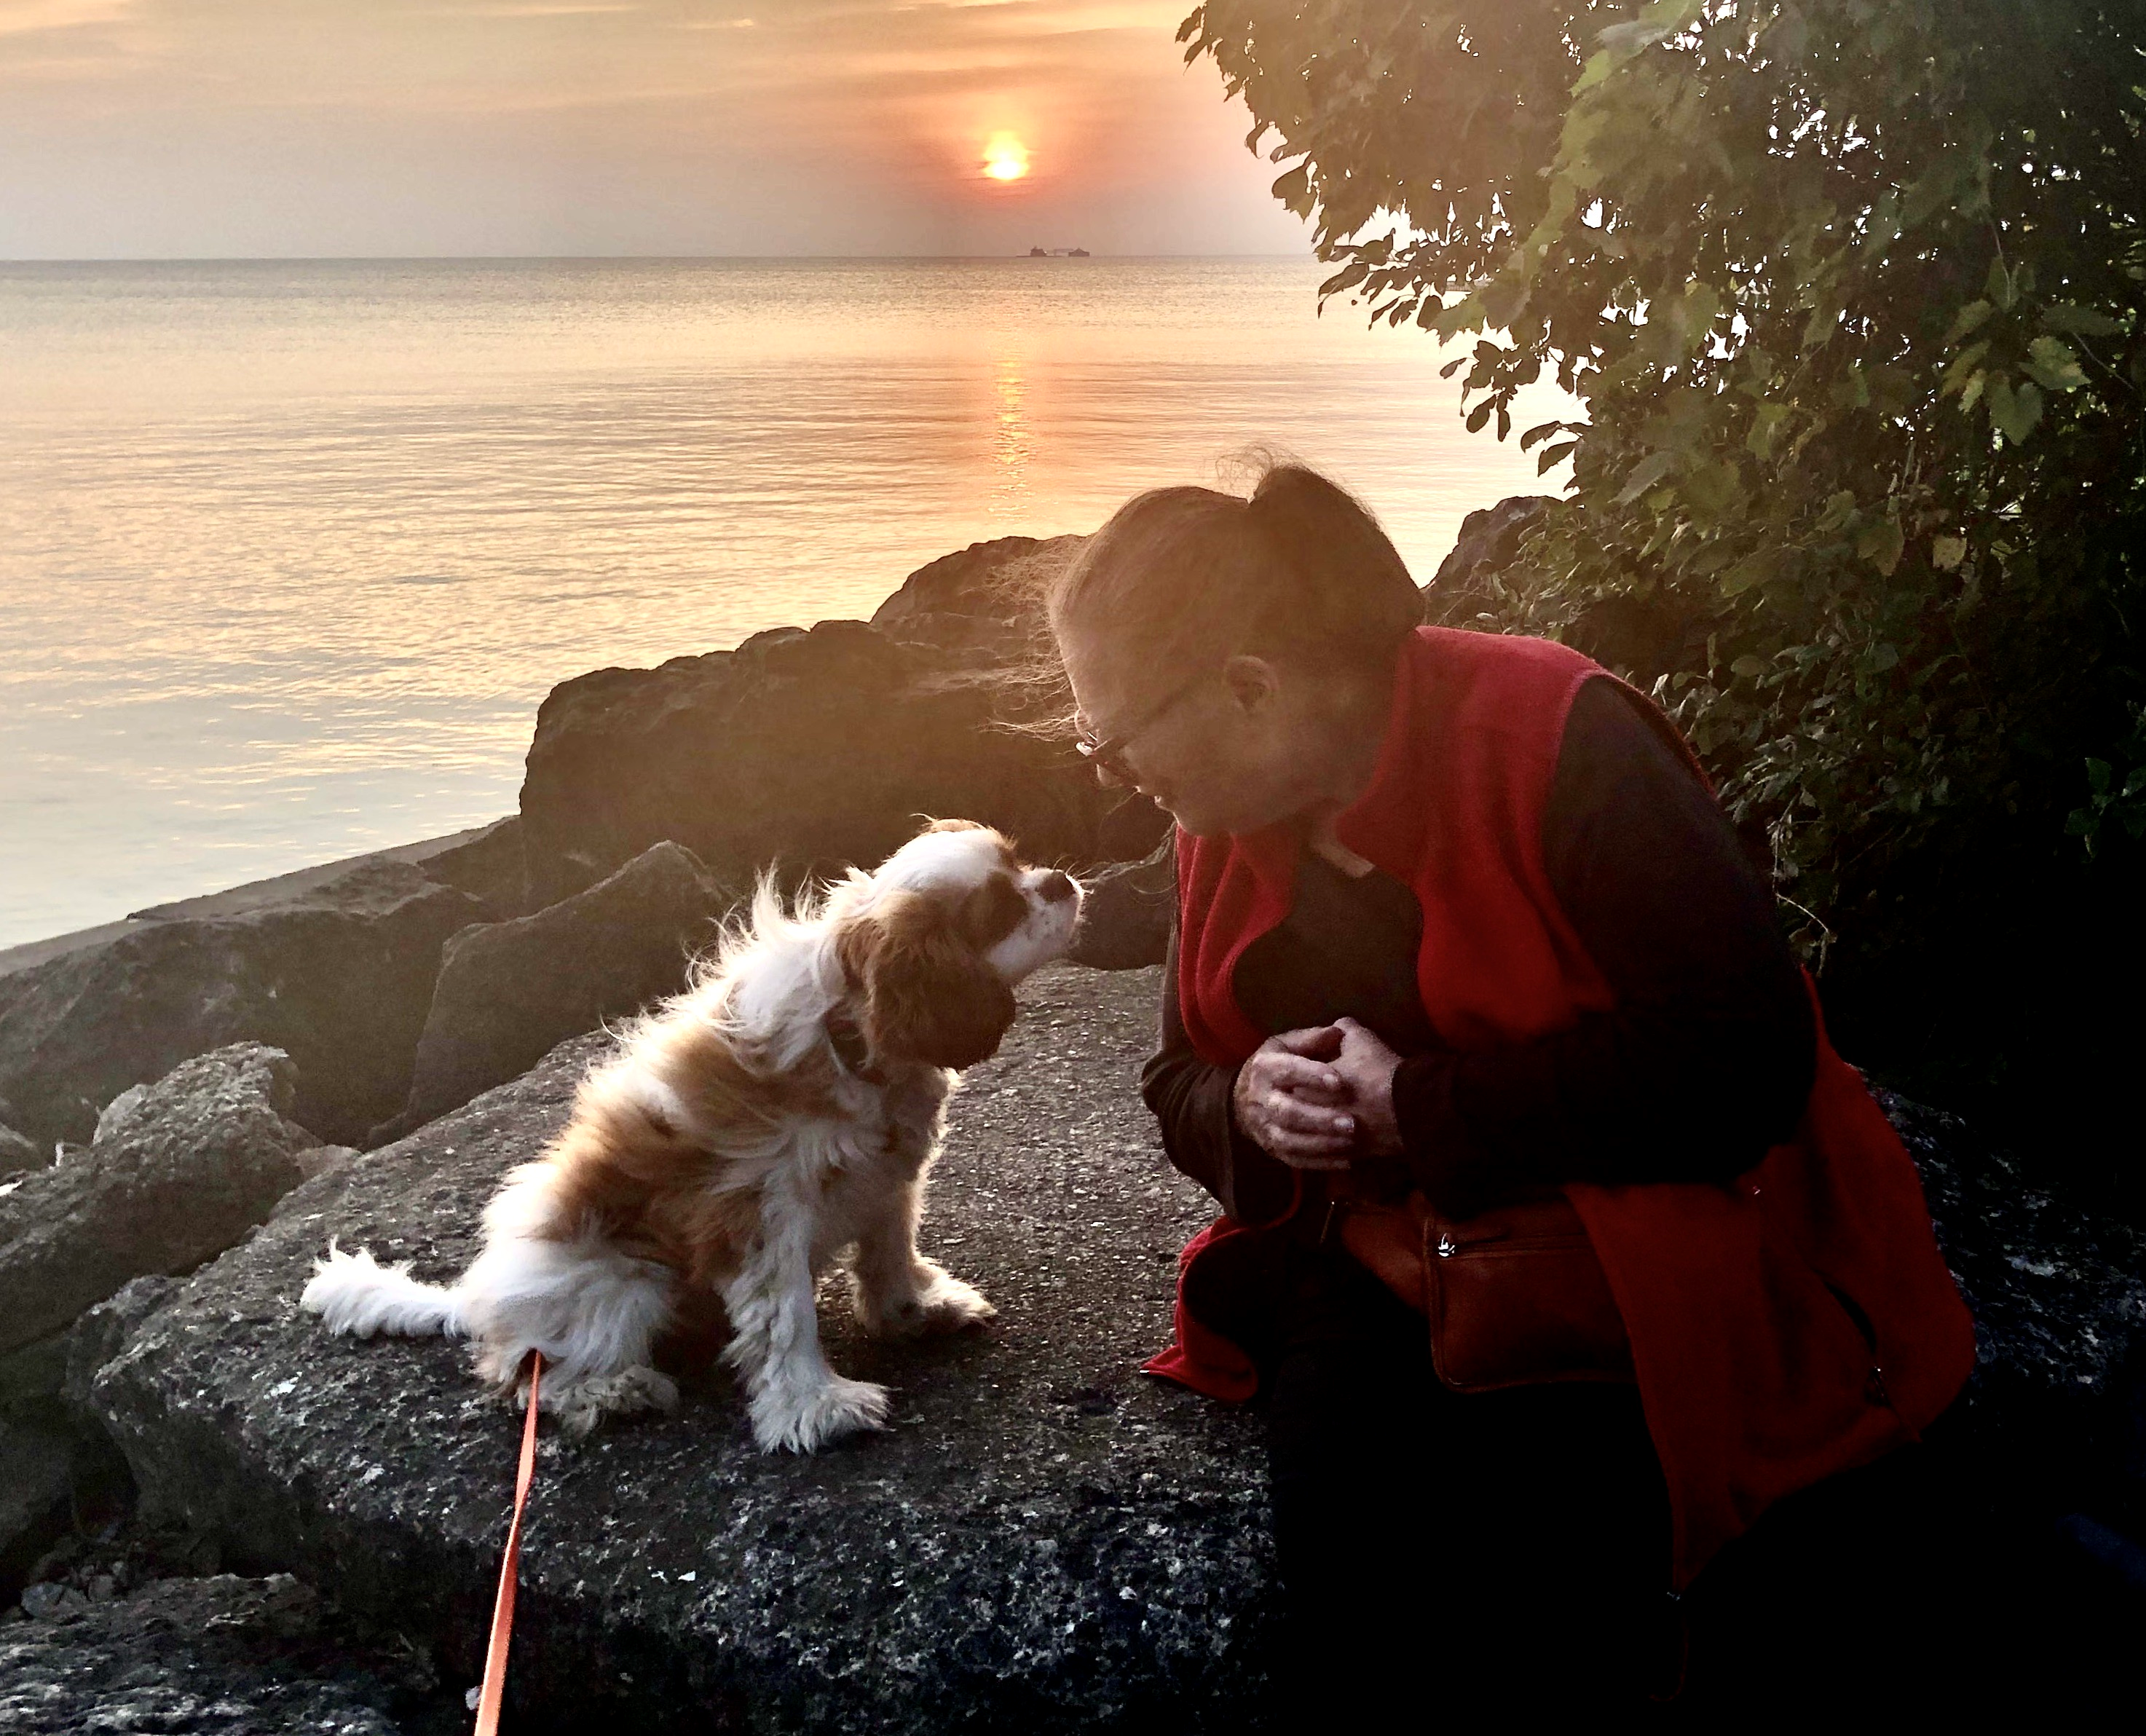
92, 966, 1277, 1734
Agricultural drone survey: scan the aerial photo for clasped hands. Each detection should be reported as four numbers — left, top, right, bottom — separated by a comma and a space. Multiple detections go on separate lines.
1230, 1017, 1403, 1172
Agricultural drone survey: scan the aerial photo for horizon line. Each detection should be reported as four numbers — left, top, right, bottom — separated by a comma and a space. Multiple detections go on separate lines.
0, 250, 1317, 267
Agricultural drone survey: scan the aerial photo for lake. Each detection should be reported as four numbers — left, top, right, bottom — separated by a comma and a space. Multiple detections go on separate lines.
0, 256, 1571, 945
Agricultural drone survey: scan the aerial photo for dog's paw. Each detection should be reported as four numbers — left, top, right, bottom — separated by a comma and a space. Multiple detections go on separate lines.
750, 1374, 890, 1453
539, 1365, 679, 1437
854, 1261, 996, 1340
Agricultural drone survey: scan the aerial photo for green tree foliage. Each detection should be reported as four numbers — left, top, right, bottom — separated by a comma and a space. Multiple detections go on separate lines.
1181, 0, 2145, 951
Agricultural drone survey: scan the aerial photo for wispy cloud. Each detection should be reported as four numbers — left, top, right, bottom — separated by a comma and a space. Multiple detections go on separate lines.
0, 0, 137, 35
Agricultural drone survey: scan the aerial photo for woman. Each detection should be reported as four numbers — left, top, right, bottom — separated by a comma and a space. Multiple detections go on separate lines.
1046, 463, 1974, 1710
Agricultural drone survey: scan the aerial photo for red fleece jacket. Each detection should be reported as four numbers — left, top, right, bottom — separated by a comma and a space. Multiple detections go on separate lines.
1143, 626, 1976, 1590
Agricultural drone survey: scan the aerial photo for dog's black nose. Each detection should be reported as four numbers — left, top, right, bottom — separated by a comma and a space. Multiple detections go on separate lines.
1038, 869, 1077, 904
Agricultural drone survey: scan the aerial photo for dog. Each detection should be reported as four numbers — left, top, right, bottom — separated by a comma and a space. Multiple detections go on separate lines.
301, 820, 1082, 1452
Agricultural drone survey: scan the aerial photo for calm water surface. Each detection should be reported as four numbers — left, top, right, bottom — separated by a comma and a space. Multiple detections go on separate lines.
0, 257, 1571, 945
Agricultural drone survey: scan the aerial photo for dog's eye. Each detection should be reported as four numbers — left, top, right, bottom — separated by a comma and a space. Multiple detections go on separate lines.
961, 874, 1030, 946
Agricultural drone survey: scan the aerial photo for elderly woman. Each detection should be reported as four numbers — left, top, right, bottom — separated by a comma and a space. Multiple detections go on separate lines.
1046, 463, 1973, 1710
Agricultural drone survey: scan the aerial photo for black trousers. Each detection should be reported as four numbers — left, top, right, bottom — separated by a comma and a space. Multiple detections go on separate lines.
1242, 1242, 1677, 1716
1235, 1242, 2133, 1722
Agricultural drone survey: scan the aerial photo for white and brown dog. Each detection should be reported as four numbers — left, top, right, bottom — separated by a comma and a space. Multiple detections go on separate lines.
301, 820, 1081, 1453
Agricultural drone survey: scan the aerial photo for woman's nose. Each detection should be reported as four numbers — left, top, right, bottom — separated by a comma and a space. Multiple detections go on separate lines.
1038, 869, 1077, 904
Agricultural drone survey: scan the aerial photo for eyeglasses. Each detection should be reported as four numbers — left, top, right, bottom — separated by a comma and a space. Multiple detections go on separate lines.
1075, 674, 1204, 786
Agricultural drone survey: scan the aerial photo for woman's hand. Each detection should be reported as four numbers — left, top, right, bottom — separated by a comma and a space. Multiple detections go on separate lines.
1326, 1017, 1403, 1158
1232, 1026, 1357, 1170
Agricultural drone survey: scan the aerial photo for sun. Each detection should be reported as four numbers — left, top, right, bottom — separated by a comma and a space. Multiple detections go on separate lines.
981, 133, 1030, 182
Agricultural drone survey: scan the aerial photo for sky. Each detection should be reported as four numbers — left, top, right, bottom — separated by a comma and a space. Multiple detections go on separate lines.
0, 1, 1315, 258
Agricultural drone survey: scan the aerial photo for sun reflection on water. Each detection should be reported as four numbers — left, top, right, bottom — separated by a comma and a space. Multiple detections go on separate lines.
0, 256, 1577, 944
990, 350, 1031, 521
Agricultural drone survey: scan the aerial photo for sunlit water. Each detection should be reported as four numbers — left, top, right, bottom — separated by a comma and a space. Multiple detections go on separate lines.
0, 257, 1572, 946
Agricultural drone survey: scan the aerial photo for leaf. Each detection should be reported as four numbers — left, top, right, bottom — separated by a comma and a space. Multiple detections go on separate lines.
1987, 374, 2044, 446
1573, 49, 1614, 93
1683, 279, 1722, 332
1731, 655, 1769, 679
1536, 439, 1580, 474
1985, 257, 2016, 310
1815, 490, 1860, 533
1856, 518, 1906, 576
1930, 534, 1968, 572
1682, 459, 1742, 514
1466, 400, 1494, 433
1614, 451, 1677, 505
1867, 642, 1901, 673
1431, 295, 1484, 340
1745, 403, 1791, 457
1271, 165, 1311, 216
1520, 419, 1566, 451
1597, 0, 1705, 55
1319, 261, 1370, 299
1478, 275, 1528, 329
2041, 303, 2123, 337
1944, 299, 1992, 344
2024, 334, 2087, 392
1720, 557, 1770, 598
2086, 757, 2113, 796
1942, 340, 1992, 395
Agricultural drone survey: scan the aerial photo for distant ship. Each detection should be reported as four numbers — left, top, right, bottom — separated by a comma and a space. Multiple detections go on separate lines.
1029, 246, 1047, 257
1025, 246, 1092, 258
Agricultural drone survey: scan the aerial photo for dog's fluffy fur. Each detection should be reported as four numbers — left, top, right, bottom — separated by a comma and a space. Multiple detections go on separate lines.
301, 821, 1082, 1452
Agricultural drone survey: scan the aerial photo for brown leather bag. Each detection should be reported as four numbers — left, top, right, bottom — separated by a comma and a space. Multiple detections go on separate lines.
1339, 1190, 1634, 1393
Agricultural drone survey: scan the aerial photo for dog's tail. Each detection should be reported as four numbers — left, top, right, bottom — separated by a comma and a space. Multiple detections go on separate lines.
301, 1240, 467, 1339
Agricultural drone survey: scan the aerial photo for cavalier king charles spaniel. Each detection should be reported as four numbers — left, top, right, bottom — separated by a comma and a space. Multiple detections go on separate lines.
301, 820, 1082, 1453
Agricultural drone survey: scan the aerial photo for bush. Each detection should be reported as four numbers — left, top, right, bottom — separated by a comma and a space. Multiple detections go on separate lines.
1183, 0, 2146, 1209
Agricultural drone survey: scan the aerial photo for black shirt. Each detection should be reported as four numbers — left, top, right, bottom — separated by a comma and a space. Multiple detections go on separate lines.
1141, 677, 1817, 1223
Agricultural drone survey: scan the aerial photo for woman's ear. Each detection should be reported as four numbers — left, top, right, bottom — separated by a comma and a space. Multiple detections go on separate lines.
1223, 652, 1279, 717
837, 891, 1017, 1070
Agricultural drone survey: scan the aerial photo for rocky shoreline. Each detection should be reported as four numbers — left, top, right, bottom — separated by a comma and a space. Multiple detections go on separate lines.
3, 518, 2142, 1725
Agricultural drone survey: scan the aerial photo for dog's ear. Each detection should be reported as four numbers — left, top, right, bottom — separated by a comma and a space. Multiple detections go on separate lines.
838, 891, 1017, 1070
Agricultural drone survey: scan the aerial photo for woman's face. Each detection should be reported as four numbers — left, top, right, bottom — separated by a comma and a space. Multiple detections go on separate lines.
1057, 615, 1341, 837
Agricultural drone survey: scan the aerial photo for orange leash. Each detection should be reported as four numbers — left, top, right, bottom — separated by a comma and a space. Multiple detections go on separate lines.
473, 1351, 542, 1736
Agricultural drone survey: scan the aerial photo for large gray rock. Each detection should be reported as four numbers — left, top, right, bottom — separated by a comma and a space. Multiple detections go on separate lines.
518, 616, 1164, 910
374, 841, 744, 1144
0, 861, 486, 1147
90, 966, 1277, 1734
1419, 494, 1703, 675
3, 1303, 137, 1605
1422, 494, 1550, 626
1886, 1091, 2146, 1496
0, 1094, 42, 1177
0, 1120, 40, 1178
869, 534, 1083, 663
0, 1045, 314, 1357
0, 1572, 434, 1735
63, 1276, 181, 1419
416, 813, 532, 917
0, 1412, 74, 1605
871, 534, 1081, 629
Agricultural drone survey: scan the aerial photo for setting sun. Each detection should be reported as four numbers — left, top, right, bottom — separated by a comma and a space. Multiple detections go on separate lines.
981, 133, 1030, 182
